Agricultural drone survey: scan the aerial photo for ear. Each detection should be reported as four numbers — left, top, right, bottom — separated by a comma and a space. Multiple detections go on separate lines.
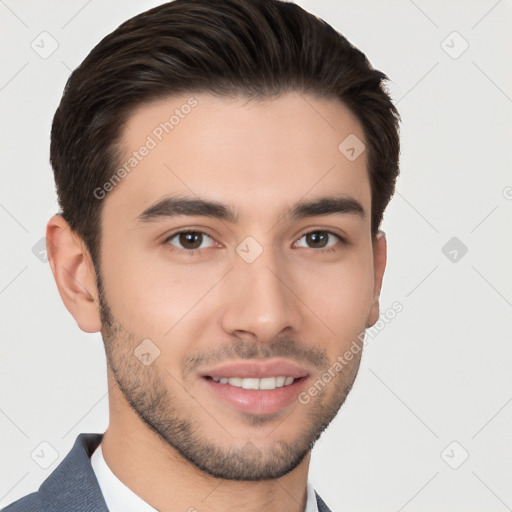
366, 230, 387, 328
46, 214, 102, 333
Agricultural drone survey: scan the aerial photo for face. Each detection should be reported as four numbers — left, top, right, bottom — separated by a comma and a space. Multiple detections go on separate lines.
96, 91, 384, 480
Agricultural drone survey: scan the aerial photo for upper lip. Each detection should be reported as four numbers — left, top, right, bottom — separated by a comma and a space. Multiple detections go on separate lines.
199, 359, 310, 379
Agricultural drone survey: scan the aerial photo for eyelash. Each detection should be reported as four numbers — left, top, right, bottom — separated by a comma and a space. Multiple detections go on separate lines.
163, 229, 346, 255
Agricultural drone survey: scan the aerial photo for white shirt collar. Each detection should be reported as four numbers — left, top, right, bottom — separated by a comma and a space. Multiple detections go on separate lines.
91, 442, 319, 512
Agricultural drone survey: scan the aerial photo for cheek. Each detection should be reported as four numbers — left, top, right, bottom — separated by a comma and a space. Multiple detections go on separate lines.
100, 247, 223, 339
302, 253, 374, 341
98, 246, 167, 333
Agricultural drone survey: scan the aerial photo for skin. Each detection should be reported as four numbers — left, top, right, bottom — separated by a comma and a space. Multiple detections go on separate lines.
47, 91, 387, 512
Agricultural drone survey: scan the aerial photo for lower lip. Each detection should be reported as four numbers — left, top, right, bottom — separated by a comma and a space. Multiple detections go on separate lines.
202, 377, 309, 415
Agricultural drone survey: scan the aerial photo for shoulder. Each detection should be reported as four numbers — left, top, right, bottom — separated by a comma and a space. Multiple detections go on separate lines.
1, 433, 105, 512
1, 493, 43, 512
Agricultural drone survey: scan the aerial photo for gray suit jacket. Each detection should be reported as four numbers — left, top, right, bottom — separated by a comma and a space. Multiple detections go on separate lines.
2, 433, 332, 512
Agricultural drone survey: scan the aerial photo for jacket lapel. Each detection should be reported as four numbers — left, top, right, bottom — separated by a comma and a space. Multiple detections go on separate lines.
315, 490, 333, 512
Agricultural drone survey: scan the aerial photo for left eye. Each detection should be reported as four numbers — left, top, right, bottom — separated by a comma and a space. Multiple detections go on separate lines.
295, 230, 342, 250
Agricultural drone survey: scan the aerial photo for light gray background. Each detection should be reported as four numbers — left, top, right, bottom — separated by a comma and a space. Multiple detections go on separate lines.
1, 0, 511, 510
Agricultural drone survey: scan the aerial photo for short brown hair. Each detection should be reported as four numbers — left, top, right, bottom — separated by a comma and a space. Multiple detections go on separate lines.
50, 0, 400, 266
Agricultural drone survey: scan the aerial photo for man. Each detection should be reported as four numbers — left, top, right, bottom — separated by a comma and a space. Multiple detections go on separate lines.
3, 0, 399, 510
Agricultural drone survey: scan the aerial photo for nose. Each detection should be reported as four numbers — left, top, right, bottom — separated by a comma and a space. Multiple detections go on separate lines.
219, 244, 303, 343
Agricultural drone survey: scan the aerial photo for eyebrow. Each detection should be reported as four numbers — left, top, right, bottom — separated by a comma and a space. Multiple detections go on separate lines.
136, 194, 366, 224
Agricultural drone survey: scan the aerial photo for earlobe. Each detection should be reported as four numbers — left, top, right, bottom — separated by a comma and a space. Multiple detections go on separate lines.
366, 230, 387, 328
46, 214, 102, 333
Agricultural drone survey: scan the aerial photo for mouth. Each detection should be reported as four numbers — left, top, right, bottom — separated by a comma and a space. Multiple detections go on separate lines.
199, 359, 310, 415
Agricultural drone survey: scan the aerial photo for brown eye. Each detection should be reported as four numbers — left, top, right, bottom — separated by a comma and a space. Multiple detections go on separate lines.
295, 230, 343, 250
306, 232, 328, 248
166, 231, 214, 251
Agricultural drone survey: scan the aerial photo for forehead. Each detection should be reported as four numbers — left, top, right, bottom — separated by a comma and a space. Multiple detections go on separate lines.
105, 91, 371, 224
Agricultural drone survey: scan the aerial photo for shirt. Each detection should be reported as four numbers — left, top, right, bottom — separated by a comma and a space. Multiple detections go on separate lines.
91, 442, 319, 512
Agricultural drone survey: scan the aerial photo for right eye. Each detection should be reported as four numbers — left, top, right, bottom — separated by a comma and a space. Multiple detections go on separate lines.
164, 231, 217, 253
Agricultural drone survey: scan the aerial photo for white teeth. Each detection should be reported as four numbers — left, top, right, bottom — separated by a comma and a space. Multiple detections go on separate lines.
275, 376, 286, 387
210, 375, 297, 390
242, 378, 260, 390
259, 377, 276, 390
